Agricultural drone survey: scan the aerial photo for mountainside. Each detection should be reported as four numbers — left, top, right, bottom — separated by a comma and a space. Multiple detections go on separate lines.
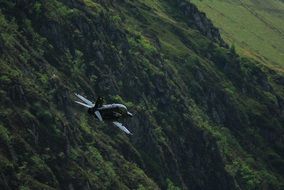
191, 0, 284, 68
0, 0, 283, 190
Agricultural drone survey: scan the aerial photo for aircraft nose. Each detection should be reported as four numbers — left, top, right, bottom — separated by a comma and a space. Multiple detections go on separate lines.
127, 111, 133, 117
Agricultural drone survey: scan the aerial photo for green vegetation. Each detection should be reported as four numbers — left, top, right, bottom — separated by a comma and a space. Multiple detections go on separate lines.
191, 0, 284, 68
0, 0, 283, 189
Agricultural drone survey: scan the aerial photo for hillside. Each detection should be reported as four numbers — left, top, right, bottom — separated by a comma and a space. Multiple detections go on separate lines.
191, 0, 284, 68
0, 0, 284, 190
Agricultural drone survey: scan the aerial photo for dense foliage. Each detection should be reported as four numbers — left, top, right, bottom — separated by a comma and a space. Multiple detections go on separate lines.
0, 0, 283, 189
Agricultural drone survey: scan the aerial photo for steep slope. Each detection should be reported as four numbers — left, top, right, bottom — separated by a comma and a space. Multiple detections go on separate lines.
191, 0, 284, 68
0, 0, 283, 190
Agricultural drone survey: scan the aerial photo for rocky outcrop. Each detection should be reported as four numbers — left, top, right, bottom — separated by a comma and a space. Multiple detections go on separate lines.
175, 0, 227, 47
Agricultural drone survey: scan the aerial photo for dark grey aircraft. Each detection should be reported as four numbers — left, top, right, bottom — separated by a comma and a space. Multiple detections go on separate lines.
75, 93, 133, 135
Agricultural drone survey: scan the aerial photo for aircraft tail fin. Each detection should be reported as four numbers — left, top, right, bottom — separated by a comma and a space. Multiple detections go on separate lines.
94, 96, 104, 109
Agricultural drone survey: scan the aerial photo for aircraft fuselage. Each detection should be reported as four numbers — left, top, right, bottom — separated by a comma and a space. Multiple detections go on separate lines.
88, 104, 133, 121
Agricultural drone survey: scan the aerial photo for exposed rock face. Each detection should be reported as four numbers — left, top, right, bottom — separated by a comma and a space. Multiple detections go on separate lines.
176, 0, 227, 47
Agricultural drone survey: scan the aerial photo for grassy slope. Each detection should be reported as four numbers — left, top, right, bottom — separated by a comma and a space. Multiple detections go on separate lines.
191, 0, 284, 68
0, 0, 283, 189
122, 1, 284, 188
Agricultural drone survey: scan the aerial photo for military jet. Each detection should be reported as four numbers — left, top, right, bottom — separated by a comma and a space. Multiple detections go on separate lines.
74, 93, 133, 135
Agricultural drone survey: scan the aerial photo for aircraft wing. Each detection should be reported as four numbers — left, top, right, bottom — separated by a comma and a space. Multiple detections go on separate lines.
113, 121, 132, 135
75, 93, 94, 107
75, 101, 93, 108
95, 111, 103, 121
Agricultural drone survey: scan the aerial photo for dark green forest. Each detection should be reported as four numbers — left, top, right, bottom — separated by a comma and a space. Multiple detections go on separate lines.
0, 0, 283, 189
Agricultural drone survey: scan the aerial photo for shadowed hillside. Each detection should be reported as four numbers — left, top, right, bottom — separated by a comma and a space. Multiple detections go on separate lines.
0, 0, 283, 189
